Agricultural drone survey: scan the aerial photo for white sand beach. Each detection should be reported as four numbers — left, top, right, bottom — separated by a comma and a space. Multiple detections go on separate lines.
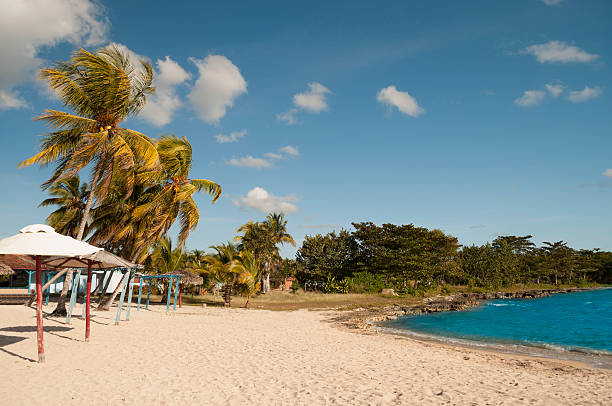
1, 304, 611, 405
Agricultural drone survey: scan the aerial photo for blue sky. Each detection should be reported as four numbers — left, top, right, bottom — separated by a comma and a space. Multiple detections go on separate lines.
0, 0, 611, 256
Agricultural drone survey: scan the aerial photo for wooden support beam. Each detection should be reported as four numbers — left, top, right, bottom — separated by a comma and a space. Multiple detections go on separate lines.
165, 277, 172, 311
35, 256, 45, 363
66, 270, 81, 324
85, 261, 92, 342
146, 278, 152, 310
114, 270, 130, 325
44, 272, 50, 305
137, 277, 143, 310
125, 271, 135, 321
172, 276, 180, 311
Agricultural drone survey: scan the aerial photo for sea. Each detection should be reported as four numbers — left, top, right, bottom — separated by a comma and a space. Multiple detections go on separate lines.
381, 288, 612, 368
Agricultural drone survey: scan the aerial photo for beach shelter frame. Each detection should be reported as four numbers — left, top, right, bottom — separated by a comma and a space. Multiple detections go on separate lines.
136, 274, 182, 311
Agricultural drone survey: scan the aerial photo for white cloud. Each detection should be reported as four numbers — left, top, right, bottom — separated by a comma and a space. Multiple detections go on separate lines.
377, 85, 425, 117
524, 41, 599, 64
140, 56, 190, 126
226, 156, 272, 169
293, 82, 331, 113
545, 83, 565, 98
264, 152, 284, 159
235, 187, 298, 214
0, 0, 109, 109
216, 129, 247, 144
538, 0, 563, 5
566, 86, 603, 103
280, 145, 300, 156
603, 169, 612, 179
277, 82, 331, 125
276, 108, 299, 125
514, 90, 546, 107
188, 55, 247, 124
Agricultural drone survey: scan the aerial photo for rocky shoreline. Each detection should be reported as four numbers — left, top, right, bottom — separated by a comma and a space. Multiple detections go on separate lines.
334, 287, 596, 330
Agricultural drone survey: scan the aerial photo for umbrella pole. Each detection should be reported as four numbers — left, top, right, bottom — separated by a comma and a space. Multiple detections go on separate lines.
85, 260, 92, 342
35, 255, 45, 363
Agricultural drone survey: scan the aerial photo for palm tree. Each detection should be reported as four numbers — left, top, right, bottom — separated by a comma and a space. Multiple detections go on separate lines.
235, 213, 295, 293
133, 135, 222, 245
20, 46, 160, 241
39, 175, 90, 316
233, 250, 260, 308
205, 243, 241, 307
39, 175, 90, 237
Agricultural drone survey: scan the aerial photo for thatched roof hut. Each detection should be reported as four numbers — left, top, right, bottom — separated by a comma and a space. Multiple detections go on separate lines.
176, 269, 203, 286
0, 261, 15, 276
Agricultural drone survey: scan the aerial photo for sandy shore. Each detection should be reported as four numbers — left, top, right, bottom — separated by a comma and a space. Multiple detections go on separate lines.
1, 304, 611, 405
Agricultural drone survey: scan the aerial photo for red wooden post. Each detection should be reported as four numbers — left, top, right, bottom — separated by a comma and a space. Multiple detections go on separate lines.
35, 256, 45, 363
179, 284, 182, 308
85, 260, 92, 342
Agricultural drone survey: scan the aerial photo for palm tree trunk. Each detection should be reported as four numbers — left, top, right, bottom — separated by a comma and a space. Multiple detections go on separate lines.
98, 271, 128, 310
50, 269, 74, 316
76, 163, 102, 241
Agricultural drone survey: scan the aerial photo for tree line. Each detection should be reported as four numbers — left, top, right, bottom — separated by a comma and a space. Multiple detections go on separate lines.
292, 222, 612, 293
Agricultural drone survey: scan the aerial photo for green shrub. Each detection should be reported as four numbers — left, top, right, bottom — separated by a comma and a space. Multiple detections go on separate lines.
325, 276, 349, 294
346, 271, 386, 293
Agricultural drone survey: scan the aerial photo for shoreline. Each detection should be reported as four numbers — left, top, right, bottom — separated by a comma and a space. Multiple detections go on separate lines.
333, 287, 612, 370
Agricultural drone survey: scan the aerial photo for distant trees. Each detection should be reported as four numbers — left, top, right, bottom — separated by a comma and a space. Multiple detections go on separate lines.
293, 224, 612, 293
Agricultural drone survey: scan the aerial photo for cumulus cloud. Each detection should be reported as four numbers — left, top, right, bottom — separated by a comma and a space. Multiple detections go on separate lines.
545, 83, 565, 98
226, 156, 272, 169
188, 55, 247, 124
235, 187, 298, 213
603, 169, 612, 179
0, 0, 109, 109
293, 82, 331, 113
280, 145, 299, 156
524, 41, 599, 64
376, 85, 425, 117
140, 56, 190, 126
216, 129, 247, 143
566, 86, 603, 103
514, 90, 546, 107
277, 82, 331, 125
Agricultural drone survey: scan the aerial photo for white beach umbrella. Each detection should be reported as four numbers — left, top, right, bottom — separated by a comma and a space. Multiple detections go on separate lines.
0, 224, 104, 362
0, 224, 102, 257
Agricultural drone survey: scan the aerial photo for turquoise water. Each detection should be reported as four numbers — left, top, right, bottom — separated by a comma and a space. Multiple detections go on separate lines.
385, 289, 612, 356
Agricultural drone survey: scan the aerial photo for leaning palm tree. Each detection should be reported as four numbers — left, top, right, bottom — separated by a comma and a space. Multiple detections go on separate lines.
134, 135, 222, 245
233, 250, 260, 308
20, 46, 159, 241
39, 175, 90, 316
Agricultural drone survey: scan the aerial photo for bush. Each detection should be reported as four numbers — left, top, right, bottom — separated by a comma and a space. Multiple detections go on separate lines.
345, 271, 386, 293
290, 281, 300, 294
325, 276, 349, 294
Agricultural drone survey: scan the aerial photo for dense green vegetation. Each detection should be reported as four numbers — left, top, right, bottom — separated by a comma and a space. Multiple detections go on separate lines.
291, 222, 612, 295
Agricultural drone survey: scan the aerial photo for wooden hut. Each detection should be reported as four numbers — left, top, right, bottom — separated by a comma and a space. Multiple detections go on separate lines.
175, 269, 203, 307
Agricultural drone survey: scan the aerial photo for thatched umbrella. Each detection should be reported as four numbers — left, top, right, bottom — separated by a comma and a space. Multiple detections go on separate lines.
0, 261, 15, 276
176, 269, 203, 307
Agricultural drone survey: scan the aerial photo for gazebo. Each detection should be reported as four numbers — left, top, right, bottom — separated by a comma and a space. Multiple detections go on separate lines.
0, 224, 135, 362
175, 269, 203, 307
